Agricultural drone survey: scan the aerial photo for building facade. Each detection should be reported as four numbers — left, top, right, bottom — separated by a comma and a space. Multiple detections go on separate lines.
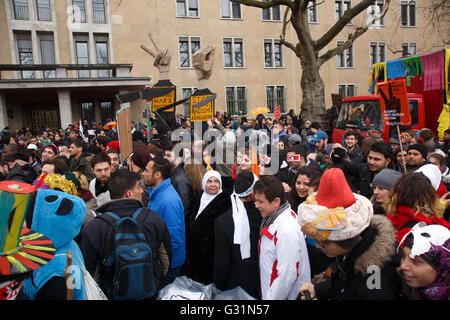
0, 0, 447, 132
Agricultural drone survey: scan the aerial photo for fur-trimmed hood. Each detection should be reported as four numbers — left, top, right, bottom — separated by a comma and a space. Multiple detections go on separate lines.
353, 215, 397, 275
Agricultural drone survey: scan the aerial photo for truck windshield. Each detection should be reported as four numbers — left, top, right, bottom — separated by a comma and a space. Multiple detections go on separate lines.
336, 100, 384, 132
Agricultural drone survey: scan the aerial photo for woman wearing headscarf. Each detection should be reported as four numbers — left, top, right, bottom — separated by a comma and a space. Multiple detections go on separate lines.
398, 222, 450, 300
185, 170, 232, 284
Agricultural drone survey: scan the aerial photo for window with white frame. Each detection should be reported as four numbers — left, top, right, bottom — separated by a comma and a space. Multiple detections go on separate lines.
308, 0, 318, 23
16, 32, 34, 79
75, 35, 90, 77
221, 0, 242, 19
264, 39, 283, 68
92, 0, 106, 23
36, 0, 51, 21
368, 0, 385, 26
181, 87, 196, 117
95, 35, 110, 77
223, 37, 244, 68
178, 36, 200, 68
401, 1, 416, 27
338, 84, 356, 97
262, 0, 281, 21
176, 0, 199, 17
72, 0, 86, 23
370, 41, 386, 66
13, 0, 29, 20
226, 86, 247, 115
336, 41, 354, 68
335, 0, 351, 21
402, 42, 417, 57
39, 33, 56, 78
266, 86, 286, 113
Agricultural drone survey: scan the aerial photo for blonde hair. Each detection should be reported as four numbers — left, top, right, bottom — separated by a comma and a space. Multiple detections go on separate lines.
184, 163, 206, 199
73, 171, 89, 190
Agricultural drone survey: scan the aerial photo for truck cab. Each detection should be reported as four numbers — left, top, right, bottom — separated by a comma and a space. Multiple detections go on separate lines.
332, 93, 426, 144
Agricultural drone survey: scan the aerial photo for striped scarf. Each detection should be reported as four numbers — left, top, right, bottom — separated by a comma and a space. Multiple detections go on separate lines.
260, 201, 290, 231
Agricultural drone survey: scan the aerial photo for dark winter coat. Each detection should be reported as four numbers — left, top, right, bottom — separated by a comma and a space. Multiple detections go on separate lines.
314, 215, 401, 300
185, 191, 231, 285
170, 165, 195, 218
5, 163, 37, 184
213, 201, 262, 298
342, 161, 376, 199
79, 199, 172, 295
69, 153, 94, 182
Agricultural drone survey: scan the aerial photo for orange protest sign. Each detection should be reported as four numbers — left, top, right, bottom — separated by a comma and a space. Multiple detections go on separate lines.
151, 85, 175, 112
378, 79, 411, 126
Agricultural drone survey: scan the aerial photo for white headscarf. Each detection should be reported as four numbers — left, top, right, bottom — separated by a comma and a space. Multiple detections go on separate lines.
416, 164, 441, 191
232, 173, 258, 260
196, 170, 223, 219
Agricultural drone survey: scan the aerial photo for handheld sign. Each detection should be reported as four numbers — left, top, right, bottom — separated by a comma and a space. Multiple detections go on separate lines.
150, 80, 176, 113
190, 89, 215, 122
378, 79, 411, 126
116, 103, 133, 164
274, 105, 281, 121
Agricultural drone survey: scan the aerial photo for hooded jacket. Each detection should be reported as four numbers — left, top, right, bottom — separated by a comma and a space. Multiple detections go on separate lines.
314, 215, 401, 300
23, 189, 87, 300
80, 198, 172, 294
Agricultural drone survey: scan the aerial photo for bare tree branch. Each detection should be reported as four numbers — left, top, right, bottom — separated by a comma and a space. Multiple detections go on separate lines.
232, 0, 294, 9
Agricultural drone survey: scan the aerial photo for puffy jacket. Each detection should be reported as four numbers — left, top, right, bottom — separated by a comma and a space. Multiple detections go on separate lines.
259, 206, 311, 300
147, 178, 185, 269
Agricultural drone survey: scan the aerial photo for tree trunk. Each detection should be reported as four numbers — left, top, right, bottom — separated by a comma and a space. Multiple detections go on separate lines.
299, 61, 327, 128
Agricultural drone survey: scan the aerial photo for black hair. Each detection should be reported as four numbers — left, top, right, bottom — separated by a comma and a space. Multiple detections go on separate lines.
105, 149, 119, 156
108, 169, 141, 200
369, 141, 392, 160
334, 235, 361, 250
254, 175, 286, 204
70, 139, 86, 152
96, 136, 110, 148
234, 170, 255, 194
150, 156, 171, 180
91, 152, 111, 168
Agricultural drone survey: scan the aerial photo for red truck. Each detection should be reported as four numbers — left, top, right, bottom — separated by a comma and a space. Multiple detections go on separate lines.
332, 51, 447, 144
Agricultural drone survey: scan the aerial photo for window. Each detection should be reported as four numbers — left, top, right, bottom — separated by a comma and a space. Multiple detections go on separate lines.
39, 33, 56, 78
72, 0, 86, 23
81, 101, 95, 123
264, 39, 283, 68
13, 0, 29, 20
226, 87, 247, 115
178, 36, 200, 68
402, 42, 417, 57
36, 0, 51, 21
266, 86, 286, 113
338, 84, 356, 98
223, 38, 244, 68
75, 39, 90, 77
370, 41, 386, 66
100, 101, 114, 123
308, 0, 318, 23
17, 33, 34, 79
336, 41, 353, 68
335, 0, 351, 21
262, 0, 281, 21
92, 0, 106, 23
221, 0, 241, 19
176, 0, 199, 17
368, 0, 384, 26
401, 1, 416, 27
95, 37, 110, 77
181, 87, 196, 117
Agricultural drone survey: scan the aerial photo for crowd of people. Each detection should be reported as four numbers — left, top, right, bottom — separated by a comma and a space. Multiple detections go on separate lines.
0, 109, 449, 301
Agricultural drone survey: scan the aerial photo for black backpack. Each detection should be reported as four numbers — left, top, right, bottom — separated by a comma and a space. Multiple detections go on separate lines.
100, 208, 156, 300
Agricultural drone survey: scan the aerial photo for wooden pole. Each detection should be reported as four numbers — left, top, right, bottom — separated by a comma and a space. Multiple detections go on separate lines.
64, 251, 73, 300
397, 125, 407, 173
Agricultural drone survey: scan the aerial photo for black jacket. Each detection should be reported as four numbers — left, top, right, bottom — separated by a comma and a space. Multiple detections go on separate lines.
314, 215, 401, 300
213, 201, 262, 298
342, 161, 376, 199
185, 191, 231, 285
170, 165, 194, 218
6, 163, 37, 184
79, 199, 172, 295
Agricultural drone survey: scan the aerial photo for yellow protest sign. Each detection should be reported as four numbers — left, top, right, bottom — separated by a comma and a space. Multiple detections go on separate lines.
190, 94, 215, 122
151, 86, 175, 112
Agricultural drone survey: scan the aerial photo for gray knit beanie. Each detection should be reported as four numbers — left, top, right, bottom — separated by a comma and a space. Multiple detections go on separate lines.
372, 168, 402, 190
